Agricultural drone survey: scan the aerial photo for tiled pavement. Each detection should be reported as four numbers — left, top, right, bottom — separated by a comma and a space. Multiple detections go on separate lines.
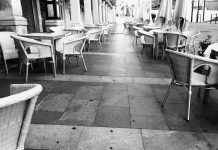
1, 19, 218, 149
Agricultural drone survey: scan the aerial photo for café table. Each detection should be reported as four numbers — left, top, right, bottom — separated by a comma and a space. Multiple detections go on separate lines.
143, 26, 163, 31
64, 26, 86, 34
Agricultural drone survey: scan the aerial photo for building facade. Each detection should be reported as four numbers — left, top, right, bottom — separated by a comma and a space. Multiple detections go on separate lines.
0, 0, 116, 34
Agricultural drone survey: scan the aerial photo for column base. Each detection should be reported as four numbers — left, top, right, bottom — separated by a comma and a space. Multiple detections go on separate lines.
0, 16, 27, 34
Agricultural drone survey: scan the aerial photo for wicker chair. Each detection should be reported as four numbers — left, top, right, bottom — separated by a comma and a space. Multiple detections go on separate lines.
183, 31, 201, 54
162, 49, 218, 120
55, 34, 88, 74
164, 32, 188, 50
132, 26, 143, 45
0, 32, 19, 74
0, 84, 42, 150
87, 29, 103, 51
11, 35, 56, 82
138, 30, 155, 58
49, 27, 71, 36
102, 25, 112, 41
123, 22, 131, 33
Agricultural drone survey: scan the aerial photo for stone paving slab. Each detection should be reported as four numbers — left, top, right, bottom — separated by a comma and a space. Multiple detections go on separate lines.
25, 124, 218, 150
142, 130, 211, 150
57, 99, 100, 126
36, 94, 74, 112
94, 106, 131, 128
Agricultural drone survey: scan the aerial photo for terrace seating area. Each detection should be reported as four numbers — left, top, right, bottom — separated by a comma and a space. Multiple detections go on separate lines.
1, 0, 218, 149
1, 19, 218, 149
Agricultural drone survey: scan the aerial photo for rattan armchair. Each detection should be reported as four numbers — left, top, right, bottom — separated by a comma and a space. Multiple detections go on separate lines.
87, 29, 103, 51
49, 27, 71, 36
102, 25, 112, 42
0, 32, 19, 74
164, 32, 188, 51
183, 31, 201, 54
0, 84, 42, 150
55, 34, 88, 74
132, 26, 143, 45
138, 30, 155, 58
162, 49, 218, 121
11, 35, 56, 82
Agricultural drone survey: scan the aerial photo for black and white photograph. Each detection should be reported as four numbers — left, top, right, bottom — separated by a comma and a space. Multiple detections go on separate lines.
1, 0, 218, 149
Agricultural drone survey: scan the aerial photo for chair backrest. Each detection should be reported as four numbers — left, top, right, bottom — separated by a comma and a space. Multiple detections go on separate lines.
11, 35, 53, 60
139, 30, 155, 45
123, 22, 130, 29
0, 84, 42, 150
0, 32, 19, 60
49, 27, 71, 36
183, 31, 201, 48
63, 34, 87, 54
164, 32, 188, 51
87, 29, 103, 41
165, 49, 194, 84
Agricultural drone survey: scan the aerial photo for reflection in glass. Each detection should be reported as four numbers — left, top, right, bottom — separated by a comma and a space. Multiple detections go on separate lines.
47, 4, 54, 17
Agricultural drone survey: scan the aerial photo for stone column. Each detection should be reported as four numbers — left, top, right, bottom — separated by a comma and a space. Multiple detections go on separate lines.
92, 0, 99, 24
98, 0, 103, 24
0, 0, 27, 33
70, 0, 82, 26
102, 1, 106, 23
84, 0, 94, 26
112, 6, 116, 22
105, 5, 108, 23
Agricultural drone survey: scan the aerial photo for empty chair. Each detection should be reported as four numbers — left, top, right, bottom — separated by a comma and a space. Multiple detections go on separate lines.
102, 26, 112, 41
49, 26, 71, 36
0, 84, 42, 150
87, 29, 103, 51
11, 35, 56, 82
55, 34, 88, 74
123, 22, 131, 33
162, 49, 218, 120
164, 32, 188, 51
183, 31, 201, 54
132, 26, 143, 45
0, 32, 19, 74
139, 30, 155, 58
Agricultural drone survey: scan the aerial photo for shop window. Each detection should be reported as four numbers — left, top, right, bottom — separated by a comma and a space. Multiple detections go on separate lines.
45, 0, 63, 19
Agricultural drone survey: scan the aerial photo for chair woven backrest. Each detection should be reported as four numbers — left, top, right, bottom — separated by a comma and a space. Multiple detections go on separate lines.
87, 29, 102, 41
0, 84, 42, 150
164, 32, 187, 51
11, 35, 53, 60
63, 34, 87, 54
184, 31, 200, 48
165, 49, 193, 84
0, 32, 18, 60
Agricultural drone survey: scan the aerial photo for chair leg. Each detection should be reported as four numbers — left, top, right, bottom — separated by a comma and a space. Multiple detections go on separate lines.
203, 88, 210, 104
136, 38, 138, 45
25, 61, 29, 82
19, 61, 22, 76
152, 46, 155, 59
52, 61, 56, 77
161, 80, 174, 108
63, 57, 66, 75
187, 85, 192, 121
4, 60, 8, 75
81, 54, 87, 72
141, 45, 144, 55
132, 37, 135, 45
99, 42, 103, 51
76, 56, 79, 66
43, 60, 47, 73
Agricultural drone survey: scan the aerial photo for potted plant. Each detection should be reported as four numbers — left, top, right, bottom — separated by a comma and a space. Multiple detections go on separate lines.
198, 34, 212, 56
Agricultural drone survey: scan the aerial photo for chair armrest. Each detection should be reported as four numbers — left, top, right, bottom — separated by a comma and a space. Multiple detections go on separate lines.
194, 56, 218, 84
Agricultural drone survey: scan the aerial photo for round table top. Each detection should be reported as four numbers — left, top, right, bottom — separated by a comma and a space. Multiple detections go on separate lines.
143, 26, 163, 31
